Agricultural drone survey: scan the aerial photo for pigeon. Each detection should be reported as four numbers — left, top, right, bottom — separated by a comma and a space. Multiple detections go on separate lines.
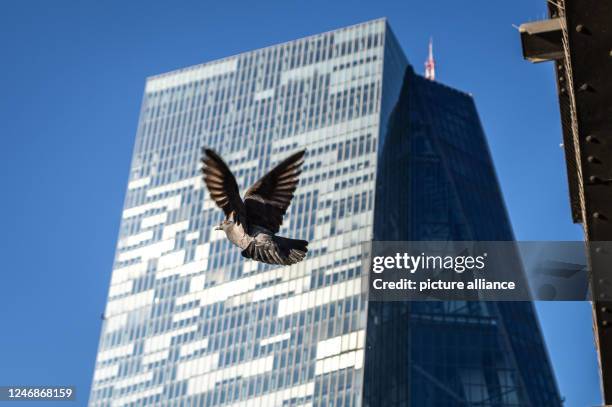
201, 148, 308, 266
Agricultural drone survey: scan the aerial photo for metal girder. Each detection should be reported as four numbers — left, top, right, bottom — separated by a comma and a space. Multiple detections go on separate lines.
563, 0, 612, 403
520, 0, 612, 403
519, 18, 564, 63
519, 16, 583, 223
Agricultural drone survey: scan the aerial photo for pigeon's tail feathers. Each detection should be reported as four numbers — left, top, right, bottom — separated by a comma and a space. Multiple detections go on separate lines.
241, 236, 308, 265
276, 236, 308, 264
276, 236, 308, 253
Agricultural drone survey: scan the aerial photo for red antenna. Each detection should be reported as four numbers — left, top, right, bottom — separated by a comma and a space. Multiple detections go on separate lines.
424, 37, 435, 81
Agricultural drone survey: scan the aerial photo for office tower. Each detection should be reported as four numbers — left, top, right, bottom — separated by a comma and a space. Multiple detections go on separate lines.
90, 19, 561, 406
365, 47, 562, 406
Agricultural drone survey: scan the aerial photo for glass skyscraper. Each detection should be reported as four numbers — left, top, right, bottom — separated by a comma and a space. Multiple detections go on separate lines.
90, 19, 561, 406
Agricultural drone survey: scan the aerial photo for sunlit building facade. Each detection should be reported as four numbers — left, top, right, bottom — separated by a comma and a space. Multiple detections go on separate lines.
90, 19, 561, 406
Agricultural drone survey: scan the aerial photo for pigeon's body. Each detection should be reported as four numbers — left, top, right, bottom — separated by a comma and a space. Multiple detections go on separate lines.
223, 221, 253, 250
202, 149, 308, 265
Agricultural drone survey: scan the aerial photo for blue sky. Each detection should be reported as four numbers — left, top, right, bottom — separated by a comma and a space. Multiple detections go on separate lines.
0, 1, 600, 405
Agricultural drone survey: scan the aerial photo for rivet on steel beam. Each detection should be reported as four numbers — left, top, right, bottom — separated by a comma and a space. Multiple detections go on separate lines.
586, 135, 599, 143
609, 50, 612, 57
587, 156, 599, 164
603, 306, 609, 313
579, 83, 592, 92
601, 293, 607, 300
593, 212, 603, 219
575, 24, 590, 34
596, 246, 604, 254
560, 87, 566, 94
603, 320, 609, 326
600, 278, 606, 284
589, 175, 601, 183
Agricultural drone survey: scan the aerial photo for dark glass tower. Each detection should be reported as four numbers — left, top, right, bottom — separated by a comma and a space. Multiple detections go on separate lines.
364, 28, 562, 406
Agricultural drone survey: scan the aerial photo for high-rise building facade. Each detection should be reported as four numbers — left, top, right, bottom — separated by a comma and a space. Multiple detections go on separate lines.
90, 19, 561, 406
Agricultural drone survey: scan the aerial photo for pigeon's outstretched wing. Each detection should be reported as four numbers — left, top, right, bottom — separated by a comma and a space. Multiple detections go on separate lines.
244, 150, 305, 233
242, 234, 308, 265
201, 148, 246, 222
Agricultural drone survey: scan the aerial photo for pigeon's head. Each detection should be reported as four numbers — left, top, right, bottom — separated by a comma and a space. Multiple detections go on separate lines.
215, 218, 234, 231
215, 212, 237, 231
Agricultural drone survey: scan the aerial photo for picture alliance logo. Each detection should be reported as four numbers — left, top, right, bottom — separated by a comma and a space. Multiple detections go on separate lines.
371, 252, 488, 274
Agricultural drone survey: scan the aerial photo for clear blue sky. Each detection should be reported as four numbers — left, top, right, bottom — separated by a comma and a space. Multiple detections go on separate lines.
0, 1, 600, 405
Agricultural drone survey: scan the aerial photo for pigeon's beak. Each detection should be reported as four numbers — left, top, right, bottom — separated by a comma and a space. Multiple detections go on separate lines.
214, 225, 222, 231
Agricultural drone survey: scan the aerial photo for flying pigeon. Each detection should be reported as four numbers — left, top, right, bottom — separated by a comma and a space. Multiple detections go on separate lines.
201, 148, 308, 265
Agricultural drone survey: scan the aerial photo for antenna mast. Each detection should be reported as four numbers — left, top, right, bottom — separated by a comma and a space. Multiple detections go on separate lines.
424, 37, 436, 81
